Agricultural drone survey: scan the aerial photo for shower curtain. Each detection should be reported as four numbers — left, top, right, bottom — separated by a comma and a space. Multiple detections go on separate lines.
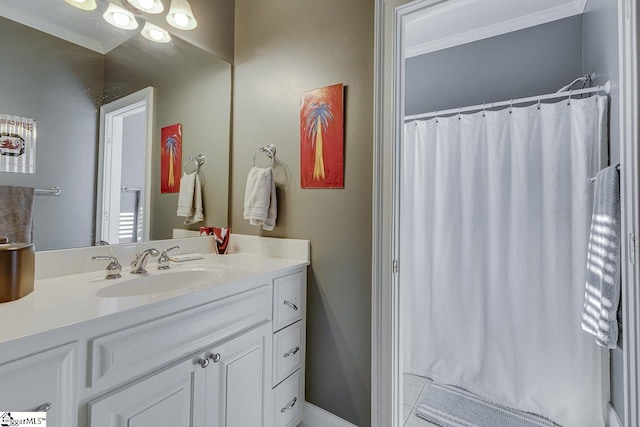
401, 96, 609, 427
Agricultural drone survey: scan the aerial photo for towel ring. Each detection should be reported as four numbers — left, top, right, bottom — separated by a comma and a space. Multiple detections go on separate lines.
253, 144, 276, 167
184, 154, 206, 175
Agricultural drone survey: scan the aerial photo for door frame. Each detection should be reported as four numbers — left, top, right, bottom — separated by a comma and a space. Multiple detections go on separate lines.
371, 1, 640, 426
95, 87, 154, 244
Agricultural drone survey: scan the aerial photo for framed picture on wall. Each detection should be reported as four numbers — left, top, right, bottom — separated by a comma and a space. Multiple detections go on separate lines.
161, 123, 182, 193
0, 114, 36, 174
300, 83, 344, 189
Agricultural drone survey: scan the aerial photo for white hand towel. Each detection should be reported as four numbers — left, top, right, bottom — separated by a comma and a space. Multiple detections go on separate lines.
244, 166, 277, 230
177, 172, 204, 225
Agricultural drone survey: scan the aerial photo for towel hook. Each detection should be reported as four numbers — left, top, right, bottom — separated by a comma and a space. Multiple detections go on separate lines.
184, 154, 206, 175
253, 144, 276, 168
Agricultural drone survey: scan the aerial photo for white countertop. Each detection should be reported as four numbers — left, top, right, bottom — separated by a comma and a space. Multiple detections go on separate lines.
0, 248, 308, 345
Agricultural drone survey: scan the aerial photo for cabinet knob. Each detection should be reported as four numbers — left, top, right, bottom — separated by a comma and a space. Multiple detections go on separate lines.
280, 397, 298, 413
35, 403, 52, 412
283, 300, 298, 311
283, 346, 300, 358
197, 357, 210, 368
209, 353, 221, 363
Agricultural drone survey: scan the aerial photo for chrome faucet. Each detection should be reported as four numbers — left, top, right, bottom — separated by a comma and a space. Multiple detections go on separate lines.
130, 248, 159, 274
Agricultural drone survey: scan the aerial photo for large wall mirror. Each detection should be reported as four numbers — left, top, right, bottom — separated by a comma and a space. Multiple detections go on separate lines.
0, 0, 231, 251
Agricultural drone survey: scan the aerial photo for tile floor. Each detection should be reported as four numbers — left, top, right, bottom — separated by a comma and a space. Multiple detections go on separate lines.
402, 373, 439, 427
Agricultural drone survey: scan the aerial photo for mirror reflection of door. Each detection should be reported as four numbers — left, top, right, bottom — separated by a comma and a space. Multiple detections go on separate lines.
96, 87, 154, 245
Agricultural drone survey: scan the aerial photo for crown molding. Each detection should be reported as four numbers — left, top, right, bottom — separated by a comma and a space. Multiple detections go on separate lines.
406, 0, 587, 58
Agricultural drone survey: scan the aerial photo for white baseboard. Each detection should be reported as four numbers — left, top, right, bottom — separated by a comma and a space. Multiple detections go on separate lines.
300, 402, 357, 427
608, 403, 623, 427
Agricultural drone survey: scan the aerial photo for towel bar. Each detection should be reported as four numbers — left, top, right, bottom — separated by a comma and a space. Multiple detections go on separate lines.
35, 187, 61, 196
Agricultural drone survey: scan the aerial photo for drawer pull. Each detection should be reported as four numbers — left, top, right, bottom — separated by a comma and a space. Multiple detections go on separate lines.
209, 353, 221, 363
197, 357, 210, 368
283, 300, 298, 311
35, 403, 52, 412
280, 397, 298, 413
283, 346, 300, 358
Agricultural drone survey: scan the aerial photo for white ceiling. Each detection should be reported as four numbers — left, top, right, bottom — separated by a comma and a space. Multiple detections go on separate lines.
0, 0, 148, 54
405, 0, 588, 58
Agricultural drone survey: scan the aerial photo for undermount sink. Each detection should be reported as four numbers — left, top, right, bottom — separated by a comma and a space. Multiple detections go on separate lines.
91, 266, 228, 298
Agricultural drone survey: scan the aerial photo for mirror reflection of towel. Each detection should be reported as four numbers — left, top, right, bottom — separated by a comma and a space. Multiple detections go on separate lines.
176, 172, 203, 225
0, 185, 35, 243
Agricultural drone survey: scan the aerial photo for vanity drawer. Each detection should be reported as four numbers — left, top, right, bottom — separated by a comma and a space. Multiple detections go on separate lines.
272, 320, 303, 387
89, 284, 271, 390
273, 271, 305, 332
272, 369, 303, 427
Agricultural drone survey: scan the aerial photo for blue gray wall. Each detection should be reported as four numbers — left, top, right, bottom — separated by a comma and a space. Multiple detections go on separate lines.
406, 10, 624, 421
0, 17, 104, 250
405, 16, 583, 116
582, 0, 624, 420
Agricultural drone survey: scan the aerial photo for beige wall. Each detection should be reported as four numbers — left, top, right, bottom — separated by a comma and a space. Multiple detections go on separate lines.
232, 1, 374, 425
104, 36, 232, 239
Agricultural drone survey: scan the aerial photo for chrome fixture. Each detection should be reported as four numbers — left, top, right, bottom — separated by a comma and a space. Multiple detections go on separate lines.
92, 255, 122, 279
209, 352, 221, 363
157, 245, 179, 270
35, 187, 62, 196
253, 144, 277, 167
95, 240, 110, 246
283, 300, 298, 311
283, 347, 300, 358
130, 248, 159, 274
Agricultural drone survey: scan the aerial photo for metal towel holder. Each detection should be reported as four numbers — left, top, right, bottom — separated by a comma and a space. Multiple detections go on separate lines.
253, 144, 276, 167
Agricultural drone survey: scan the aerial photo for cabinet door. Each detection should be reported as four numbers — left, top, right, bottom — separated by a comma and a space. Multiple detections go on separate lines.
0, 343, 77, 427
205, 323, 272, 427
89, 355, 207, 427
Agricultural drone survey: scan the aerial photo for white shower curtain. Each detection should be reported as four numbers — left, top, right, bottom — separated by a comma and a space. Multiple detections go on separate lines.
401, 96, 609, 427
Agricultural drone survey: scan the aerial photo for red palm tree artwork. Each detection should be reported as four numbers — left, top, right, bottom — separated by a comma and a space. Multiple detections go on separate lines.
161, 123, 182, 193
300, 83, 344, 188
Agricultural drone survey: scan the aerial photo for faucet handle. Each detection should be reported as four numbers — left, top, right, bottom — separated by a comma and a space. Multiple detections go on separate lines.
92, 255, 122, 279
158, 246, 180, 270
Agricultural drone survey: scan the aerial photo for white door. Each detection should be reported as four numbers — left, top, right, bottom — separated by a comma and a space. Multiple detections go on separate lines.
89, 355, 206, 427
96, 87, 154, 245
205, 324, 272, 427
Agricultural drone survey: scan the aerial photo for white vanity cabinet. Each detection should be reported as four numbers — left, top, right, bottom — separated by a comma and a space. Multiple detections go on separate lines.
0, 241, 309, 427
88, 323, 272, 427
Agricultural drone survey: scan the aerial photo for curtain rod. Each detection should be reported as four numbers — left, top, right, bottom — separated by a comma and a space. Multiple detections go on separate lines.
404, 80, 612, 122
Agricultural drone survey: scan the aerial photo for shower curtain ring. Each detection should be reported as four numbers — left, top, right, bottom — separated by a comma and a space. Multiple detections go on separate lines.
537, 98, 541, 110
434, 110, 438, 123
509, 99, 513, 114
567, 89, 573, 105
458, 107, 461, 120
482, 103, 486, 117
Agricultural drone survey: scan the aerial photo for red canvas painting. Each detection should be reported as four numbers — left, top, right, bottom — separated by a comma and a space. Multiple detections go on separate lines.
300, 83, 344, 188
161, 123, 182, 193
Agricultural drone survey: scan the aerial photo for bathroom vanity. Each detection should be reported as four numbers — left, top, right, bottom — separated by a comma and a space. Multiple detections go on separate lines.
0, 235, 309, 427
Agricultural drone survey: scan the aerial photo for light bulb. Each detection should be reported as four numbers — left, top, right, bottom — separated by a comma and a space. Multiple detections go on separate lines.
166, 0, 197, 30
112, 12, 130, 27
103, 3, 138, 30
173, 13, 189, 27
141, 22, 171, 43
138, 0, 154, 8
64, 0, 97, 11
149, 29, 164, 41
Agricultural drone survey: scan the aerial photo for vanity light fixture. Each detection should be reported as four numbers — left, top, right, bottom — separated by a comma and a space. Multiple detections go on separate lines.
126, 0, 164, 14
64, 0, 97, 11
141, 22, 171, 43
103, 3, 139, 30
166, 0, 198, 30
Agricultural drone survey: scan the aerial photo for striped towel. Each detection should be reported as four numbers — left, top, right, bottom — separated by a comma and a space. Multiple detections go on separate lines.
416, 383, 556, 427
